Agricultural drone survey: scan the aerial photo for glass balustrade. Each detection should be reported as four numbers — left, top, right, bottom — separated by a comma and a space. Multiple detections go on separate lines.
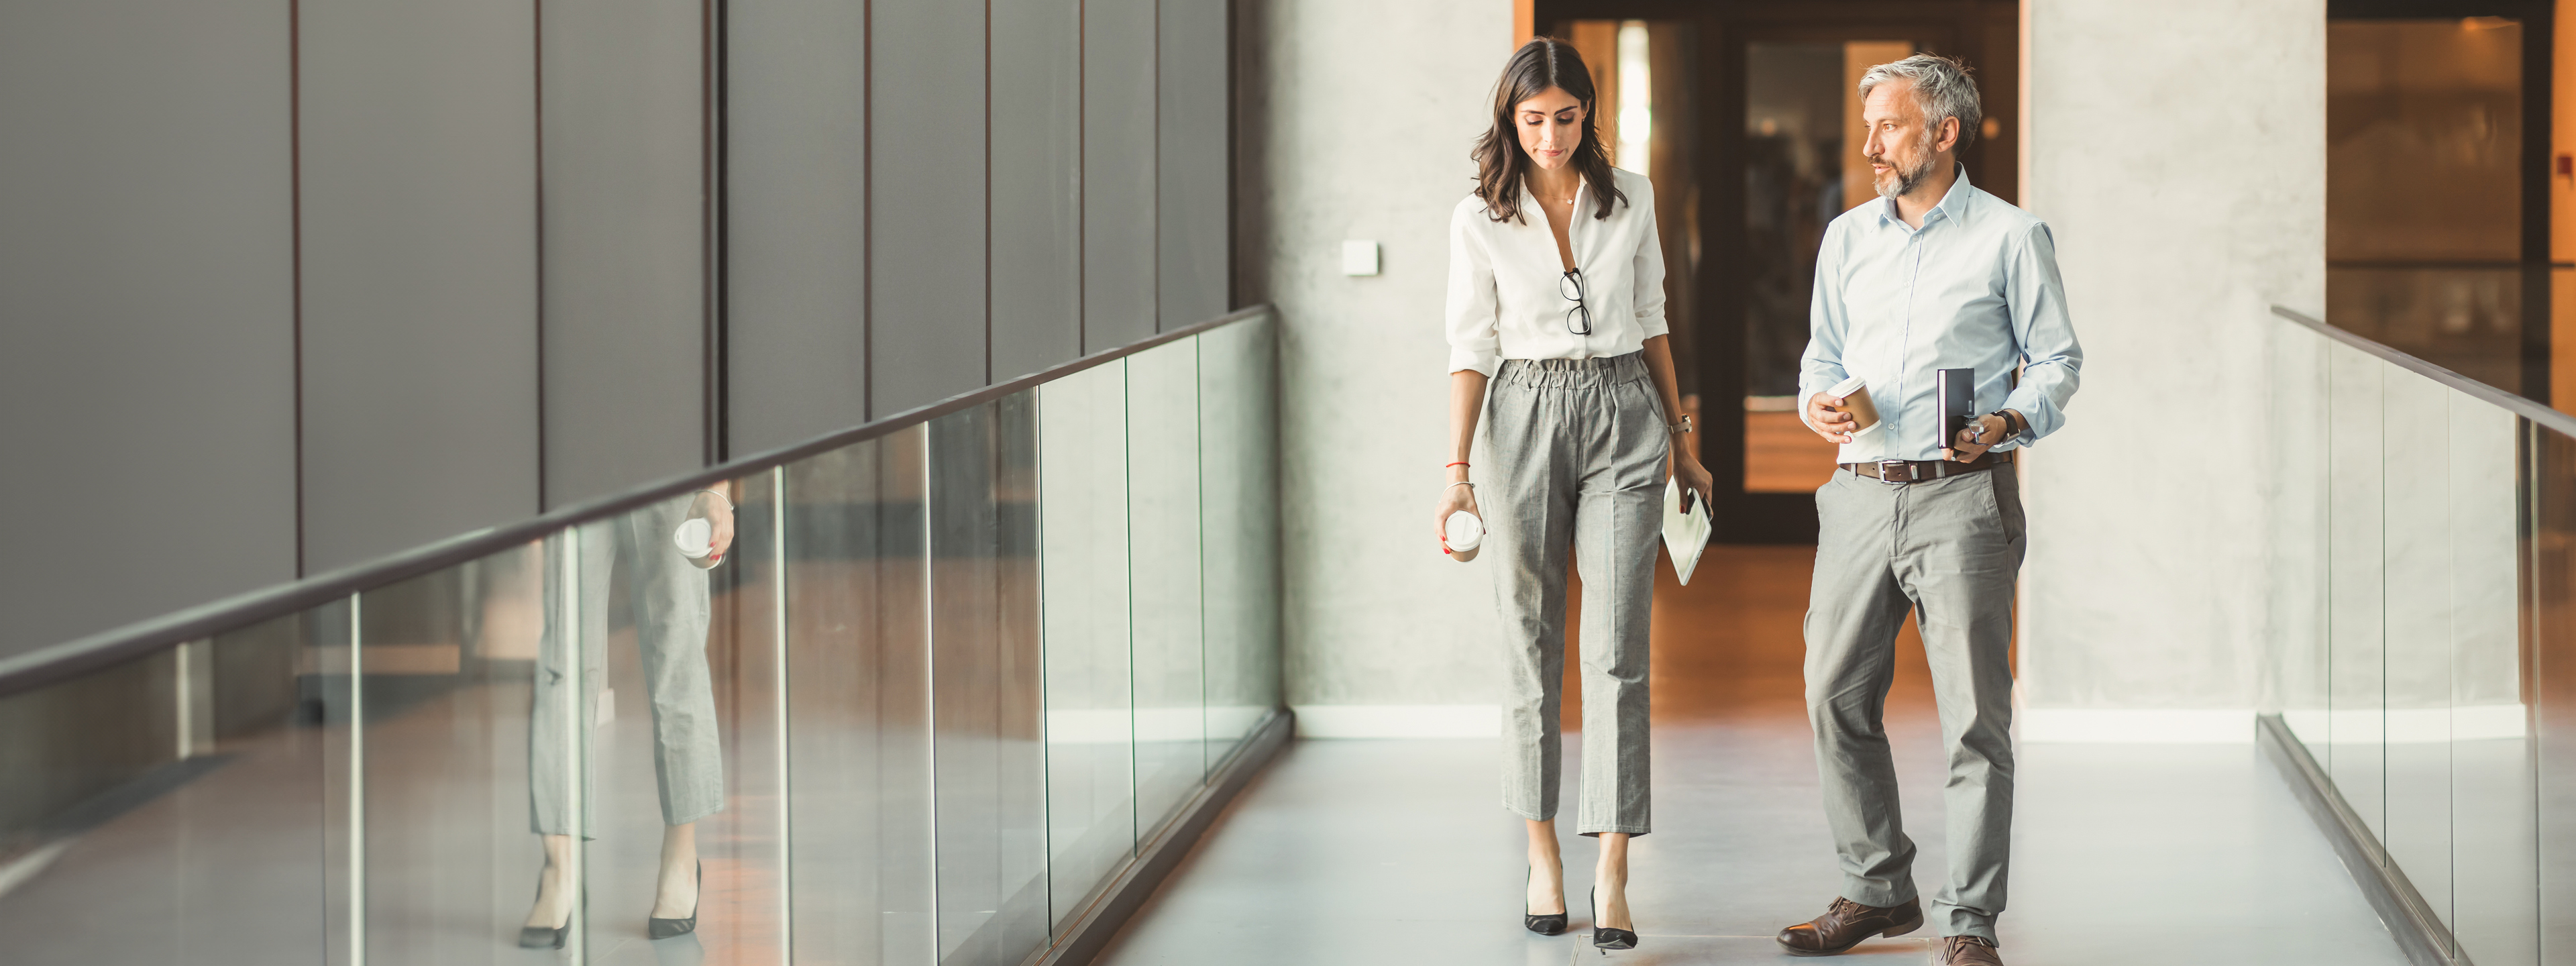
2265, 308, 2561, 965
0, 312, 1280, 966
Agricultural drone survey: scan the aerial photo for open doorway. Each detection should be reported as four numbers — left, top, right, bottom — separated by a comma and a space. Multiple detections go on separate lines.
1538, 1, 2019, 543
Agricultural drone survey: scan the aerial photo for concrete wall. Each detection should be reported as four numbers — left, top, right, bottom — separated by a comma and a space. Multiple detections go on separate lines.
2015, 0, 2326, 737
1238, 0, 1513, 733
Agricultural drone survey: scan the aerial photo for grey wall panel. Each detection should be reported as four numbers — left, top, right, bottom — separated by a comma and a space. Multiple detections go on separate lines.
869, 0, 990, 416
725, 0, 869, 455
1157, 0, 1230, 326
1083, 0, 1160, 352
298, 0, 542, 572
0, 0, 299, 657
991, 0, 1085, 382
542, 0, 710, 505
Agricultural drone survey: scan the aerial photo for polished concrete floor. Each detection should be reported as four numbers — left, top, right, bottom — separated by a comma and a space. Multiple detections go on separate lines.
1093, 547, 2413, 965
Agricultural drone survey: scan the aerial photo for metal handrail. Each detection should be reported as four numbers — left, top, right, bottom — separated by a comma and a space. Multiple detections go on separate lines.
2270, 305, 2576, 440
0, 305, 1275, 697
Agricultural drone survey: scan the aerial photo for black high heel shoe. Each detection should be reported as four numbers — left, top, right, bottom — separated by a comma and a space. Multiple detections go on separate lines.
519, 868, 571, 949
647, 861, 701, 940
1591, 886, 1638, 951
1524, 865, 1568, 935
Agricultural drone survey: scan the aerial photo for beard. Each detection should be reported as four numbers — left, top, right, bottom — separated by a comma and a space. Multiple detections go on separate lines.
1868, 148, 1940, 201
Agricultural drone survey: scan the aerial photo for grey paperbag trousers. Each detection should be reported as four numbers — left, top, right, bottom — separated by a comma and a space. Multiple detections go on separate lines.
1805, 466, 2024, 941
1487, 354, 1666, 836
530, 495, 725, 837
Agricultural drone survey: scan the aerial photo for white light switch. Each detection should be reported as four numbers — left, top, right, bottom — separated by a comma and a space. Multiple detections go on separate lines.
1342, 239, 1380, 276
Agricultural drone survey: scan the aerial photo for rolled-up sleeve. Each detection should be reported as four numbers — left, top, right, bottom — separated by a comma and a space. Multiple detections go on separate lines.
1629, 182, 1669, 339
1796, 222, 1853, 429
1445, 204, 1502, 376
2000, 222, 2082, 443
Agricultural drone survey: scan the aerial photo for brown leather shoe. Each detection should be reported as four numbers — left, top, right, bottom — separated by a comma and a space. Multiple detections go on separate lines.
1774, 896, 1924, 956
1936, 935, 2004, 965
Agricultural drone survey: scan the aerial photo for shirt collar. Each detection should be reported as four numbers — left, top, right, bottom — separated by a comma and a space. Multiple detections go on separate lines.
1874, 163, 1974, 230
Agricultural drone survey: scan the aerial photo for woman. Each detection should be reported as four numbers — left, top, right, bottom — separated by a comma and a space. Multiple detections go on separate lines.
1435, 38, 1712, 952
520, 486, 735, 949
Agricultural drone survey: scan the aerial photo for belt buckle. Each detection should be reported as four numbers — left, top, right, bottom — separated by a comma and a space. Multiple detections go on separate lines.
1875, 460, 1913, 485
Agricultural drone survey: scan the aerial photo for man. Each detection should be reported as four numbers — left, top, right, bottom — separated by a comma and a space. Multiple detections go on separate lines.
1775, 54, 2081, 966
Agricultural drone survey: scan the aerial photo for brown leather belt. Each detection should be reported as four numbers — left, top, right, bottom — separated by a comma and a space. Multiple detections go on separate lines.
1838, 450, 2012, 483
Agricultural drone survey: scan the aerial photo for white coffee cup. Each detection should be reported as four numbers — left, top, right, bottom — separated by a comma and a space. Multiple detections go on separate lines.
1445, 511, 1485, 561
673, 518, 716, 561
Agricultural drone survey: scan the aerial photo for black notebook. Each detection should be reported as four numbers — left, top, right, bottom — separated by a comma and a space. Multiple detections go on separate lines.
1937, 368, 1976, 451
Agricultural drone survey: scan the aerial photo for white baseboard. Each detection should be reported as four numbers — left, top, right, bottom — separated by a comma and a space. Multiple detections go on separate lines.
1291, 704, 1499, 739
2286, 704, 2528, 744
2017, 707, 2255, 744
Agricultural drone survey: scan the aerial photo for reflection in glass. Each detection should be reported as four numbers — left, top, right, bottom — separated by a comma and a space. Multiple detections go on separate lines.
2270, 323, 2331, 747
1127, 341, 1206, 828
2448, 400, 2534, 965
0, 614, 324, 965
2377, 366, 2453, 930
2324, 345, 2387, 841
784, 428, 935, 966
929, 396, 1049, 965
2533, 423, 2576, 963
1201, 316, 1282, 753
1039, 362, 1136, 926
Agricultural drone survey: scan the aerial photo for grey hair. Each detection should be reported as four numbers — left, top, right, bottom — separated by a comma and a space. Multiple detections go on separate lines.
1858, 53, 1982, 150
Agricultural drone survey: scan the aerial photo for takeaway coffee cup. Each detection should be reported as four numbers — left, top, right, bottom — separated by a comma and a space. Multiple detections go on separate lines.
1444, 511, 1485, 562
673, 492, 727, 570
1827, 376, 1881, 435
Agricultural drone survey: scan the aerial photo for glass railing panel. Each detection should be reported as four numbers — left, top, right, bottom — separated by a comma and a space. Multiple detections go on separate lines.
1038, 361, 1136, 927
339, 550, 540, 965
2532, 419, 2576, 964
1127, 338, 1206, 833
2450, 399, 2535, 966
0, 612, 324, 965
2324, 264, 2528, 395
781, 426, 935, 966
2325, 339, 2389, 843
511, 478, 785, 961
1198, 313, 1280, 761
928, 395, 1049, 965
2377, 362, 2455, 930
2271, 321, 2332, 747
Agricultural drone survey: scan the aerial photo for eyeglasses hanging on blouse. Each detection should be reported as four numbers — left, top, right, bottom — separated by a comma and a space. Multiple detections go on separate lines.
1559, 268, 1593, 336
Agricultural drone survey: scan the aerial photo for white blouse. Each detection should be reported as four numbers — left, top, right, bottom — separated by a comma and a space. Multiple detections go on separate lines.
1444, 167, 1668, 376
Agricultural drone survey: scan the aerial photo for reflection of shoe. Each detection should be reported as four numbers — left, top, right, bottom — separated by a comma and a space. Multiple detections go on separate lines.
1774, 896, 1922, 956
647, 861, 701, 940
1589, 887, 1637, 951
520, 869, 570, 949
1523, 865, 1567, 935
517, 924, 568, 950
1935, 935, 2004, 965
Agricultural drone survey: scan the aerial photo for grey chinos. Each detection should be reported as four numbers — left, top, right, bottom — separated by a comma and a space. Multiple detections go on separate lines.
1488, 353, 1666, 836
530, 494, 726, 837
1805, 464, 2025, 942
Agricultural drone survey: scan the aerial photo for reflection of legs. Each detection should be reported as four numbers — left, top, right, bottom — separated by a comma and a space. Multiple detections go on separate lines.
526, 526, 612, 935
616, 498, 720, 924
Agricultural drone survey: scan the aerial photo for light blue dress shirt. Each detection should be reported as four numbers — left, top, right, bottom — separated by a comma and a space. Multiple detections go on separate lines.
1799, 166, 2083, 464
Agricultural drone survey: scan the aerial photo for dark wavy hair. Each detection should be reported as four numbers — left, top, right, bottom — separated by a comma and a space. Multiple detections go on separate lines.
1471, 38, 1625, 225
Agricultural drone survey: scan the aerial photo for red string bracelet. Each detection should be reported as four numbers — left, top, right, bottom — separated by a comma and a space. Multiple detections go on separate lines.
1444, 461, 1470, 468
